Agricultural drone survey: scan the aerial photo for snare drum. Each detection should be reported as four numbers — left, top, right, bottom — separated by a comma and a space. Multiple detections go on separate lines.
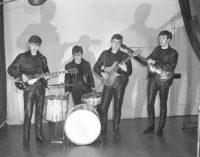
45, 95, 68, 122
64, 104, 101, 145
81, 92, 102, 107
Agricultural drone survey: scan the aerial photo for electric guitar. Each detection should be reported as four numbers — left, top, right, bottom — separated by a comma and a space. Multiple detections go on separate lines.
14, 68, 77, 90
134, 55, 173, 81
97, 48, 142, 86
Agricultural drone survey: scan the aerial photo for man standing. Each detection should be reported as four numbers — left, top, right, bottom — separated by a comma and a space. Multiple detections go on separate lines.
94, 34, 132, 140
140, 30, 178, 136
7, 35, 49, 147
65, 45, 95, 105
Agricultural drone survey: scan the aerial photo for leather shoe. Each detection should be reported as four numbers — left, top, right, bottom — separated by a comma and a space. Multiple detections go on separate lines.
36, 136, 49, 143
113, 130, 121, 140
143, 127, 154, 134
156, 128, 163, 136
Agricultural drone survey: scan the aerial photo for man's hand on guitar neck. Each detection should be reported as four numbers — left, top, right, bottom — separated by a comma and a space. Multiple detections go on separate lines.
22, 74, 29, 82
119, 62, 127, 72
44, 73, 50, 80
147, 59, 156, 65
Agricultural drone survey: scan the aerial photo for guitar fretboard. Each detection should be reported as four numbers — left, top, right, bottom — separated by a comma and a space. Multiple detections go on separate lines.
28, 69, 77, 80
114, 48, 141, 72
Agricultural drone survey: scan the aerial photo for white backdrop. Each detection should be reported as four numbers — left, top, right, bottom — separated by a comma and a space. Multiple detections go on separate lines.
4, 0, 180, 125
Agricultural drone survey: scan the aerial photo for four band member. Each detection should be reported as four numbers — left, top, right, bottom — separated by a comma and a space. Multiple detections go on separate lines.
65, 45, 95, 105
7, 35, 50, 148
7, 31, 178, 147
94, 34, 132, 140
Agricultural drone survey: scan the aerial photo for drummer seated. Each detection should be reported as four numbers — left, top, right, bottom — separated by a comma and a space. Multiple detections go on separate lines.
64, 45, 95, 105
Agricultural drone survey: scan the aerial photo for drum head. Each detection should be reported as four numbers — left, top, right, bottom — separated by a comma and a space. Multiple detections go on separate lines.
81, 92, 102, 106
64, 104, 101, 145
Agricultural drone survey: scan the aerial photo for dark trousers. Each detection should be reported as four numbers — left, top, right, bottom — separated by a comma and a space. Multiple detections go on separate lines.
71, 84, 91, 105
99, 81, 126, 133
147, 76, 172, 129
23, 85, 45, 142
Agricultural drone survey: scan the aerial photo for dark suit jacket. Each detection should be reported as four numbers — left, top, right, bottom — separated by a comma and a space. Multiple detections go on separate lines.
65, 58, 95, 92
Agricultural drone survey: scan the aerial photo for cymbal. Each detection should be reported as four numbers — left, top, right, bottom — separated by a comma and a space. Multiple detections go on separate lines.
48, 83, 74, 87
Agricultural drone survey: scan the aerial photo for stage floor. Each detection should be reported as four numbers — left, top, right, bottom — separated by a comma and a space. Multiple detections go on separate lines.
0, 116, 197, 157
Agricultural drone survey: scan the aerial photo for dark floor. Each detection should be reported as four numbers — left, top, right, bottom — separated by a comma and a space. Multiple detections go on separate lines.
0, 116, 197, 157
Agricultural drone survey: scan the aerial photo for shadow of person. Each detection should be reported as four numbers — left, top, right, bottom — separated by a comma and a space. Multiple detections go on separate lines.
121, 4, 157, 47
120, 3, 180, 118
16, 0, 71, 72
121, 3, 179, 46
61, 35, 101, 68
77, 35, 100, 68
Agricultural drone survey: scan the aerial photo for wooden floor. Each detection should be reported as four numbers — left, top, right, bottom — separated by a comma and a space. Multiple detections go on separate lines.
0, 116, 197, 157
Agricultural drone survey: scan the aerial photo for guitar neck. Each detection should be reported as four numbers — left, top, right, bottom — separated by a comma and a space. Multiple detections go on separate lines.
121, 48, 142, 64
111, 49, 140, 72
29, 70, 67, 80
133, 54, 148, 66
48, 71, 67, 77
122, 54, 134, 64
117, 50, 138, 68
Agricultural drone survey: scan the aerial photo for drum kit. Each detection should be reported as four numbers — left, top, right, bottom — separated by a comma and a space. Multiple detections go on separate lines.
45, 83, 102, 145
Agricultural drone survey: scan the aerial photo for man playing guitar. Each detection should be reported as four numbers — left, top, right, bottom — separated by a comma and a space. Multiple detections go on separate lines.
7, 35, 50, 148
135, 30, 178, 136
94, 34, 132, 140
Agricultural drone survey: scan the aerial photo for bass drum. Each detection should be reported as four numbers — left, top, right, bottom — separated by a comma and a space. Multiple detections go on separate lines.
64, 104, 101, 145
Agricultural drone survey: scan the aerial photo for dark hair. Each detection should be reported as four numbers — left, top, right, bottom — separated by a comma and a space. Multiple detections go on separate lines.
111, 34, 123, 42
159, 30, 172, 41
72, 45, 83, 55
28, 35, 42, 45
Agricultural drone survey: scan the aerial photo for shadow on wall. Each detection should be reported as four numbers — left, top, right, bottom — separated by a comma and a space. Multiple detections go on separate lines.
16, 0, 71, 72
120, 3, 179, 118
61, 34, 101, 68
15, 0, 102, 110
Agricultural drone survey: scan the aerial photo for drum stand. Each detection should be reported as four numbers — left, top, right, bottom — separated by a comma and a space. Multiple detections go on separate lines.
49, 83, 69, 144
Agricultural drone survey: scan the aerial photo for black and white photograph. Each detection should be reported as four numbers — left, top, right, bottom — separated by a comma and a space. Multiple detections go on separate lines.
0, 0, 200, 157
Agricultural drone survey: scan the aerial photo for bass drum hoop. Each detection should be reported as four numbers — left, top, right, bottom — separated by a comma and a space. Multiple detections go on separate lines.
64, 104, 101, 145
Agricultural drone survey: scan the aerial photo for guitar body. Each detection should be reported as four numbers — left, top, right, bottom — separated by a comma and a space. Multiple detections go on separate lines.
157, 70, 173, 81
15, 80, 37, 91
96, 48, 142, 86
101, 62, 120, 86
148, 63, 173, 81
135, 55, 173, 81
15, 68, 43, 90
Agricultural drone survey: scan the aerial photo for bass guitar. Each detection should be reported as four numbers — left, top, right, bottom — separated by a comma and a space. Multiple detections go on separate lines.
97, 48, 142, 86
134, 55, 173, 81
15, 68, 77, 90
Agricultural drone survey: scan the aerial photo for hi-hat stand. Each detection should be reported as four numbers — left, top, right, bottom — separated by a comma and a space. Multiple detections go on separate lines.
47, 83, 73, 144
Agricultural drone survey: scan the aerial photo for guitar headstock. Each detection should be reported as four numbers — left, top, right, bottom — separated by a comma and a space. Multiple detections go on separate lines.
121, 44, 143, 56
